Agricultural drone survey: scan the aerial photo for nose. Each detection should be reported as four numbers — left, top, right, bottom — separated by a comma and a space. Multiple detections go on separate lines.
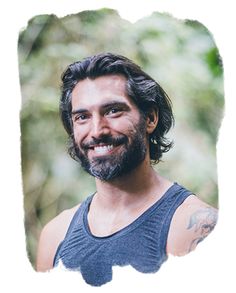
90, 115, 110, 139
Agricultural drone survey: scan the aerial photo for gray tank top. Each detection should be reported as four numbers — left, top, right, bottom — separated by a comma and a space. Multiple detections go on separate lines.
53, 183, 192, 286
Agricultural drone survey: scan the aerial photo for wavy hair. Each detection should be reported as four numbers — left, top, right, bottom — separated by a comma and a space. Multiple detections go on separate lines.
60, 52, 174, 163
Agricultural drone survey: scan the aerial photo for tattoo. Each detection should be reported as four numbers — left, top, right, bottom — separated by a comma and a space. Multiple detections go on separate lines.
187, 207, 218, 252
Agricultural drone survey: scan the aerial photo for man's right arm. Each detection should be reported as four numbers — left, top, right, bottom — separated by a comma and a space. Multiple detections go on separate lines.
36, 205, 80, 272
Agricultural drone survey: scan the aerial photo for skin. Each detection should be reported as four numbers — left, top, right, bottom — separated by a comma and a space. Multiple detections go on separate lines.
36, 75, 218, 271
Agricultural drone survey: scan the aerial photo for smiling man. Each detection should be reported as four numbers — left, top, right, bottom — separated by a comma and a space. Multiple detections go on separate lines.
36, 53, 218, 286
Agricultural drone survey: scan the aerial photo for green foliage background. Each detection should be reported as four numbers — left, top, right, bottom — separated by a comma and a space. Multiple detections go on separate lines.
18, 9, 224, 269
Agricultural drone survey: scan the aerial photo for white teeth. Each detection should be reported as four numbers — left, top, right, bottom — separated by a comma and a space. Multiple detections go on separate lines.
94, 145, 114, 154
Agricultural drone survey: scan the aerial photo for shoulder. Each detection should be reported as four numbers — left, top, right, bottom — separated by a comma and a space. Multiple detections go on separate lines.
36, 203, 81, 272
167, 194, 218, 256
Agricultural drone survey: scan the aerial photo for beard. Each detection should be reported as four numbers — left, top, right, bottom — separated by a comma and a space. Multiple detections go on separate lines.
73, 118, 147, 181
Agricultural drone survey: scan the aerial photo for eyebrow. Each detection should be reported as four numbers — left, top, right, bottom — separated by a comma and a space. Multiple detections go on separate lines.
71, 108, 88, 115
71, 101, 131, 115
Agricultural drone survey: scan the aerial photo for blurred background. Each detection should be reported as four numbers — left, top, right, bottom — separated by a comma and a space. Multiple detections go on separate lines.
18, 9, 224, 269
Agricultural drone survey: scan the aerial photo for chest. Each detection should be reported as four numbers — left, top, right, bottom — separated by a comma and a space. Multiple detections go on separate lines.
86, 195, 166, 238
58, 214, 166, 276
87, 207, 143, 237
58, 222, 166, 286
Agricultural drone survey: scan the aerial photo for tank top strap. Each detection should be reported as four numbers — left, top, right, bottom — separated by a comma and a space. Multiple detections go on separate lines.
53, 193, 95, 266
64, 194, 95, 239
159, 183, 194, 255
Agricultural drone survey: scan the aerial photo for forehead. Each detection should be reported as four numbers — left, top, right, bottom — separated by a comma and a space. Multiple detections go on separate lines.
71, 75, 135, 109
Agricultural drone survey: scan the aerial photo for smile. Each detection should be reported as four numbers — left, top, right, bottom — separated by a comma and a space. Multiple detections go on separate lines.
93, 144, 114, 155
86, 143, 119, 157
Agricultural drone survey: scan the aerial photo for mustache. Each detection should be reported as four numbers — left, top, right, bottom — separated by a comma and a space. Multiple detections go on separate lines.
80, 134, 128, 150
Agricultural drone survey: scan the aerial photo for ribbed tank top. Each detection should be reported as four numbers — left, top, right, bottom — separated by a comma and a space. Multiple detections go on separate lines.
53, 183, 193, 286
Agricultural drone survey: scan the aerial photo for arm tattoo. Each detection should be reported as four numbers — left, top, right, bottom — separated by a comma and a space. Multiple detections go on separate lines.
187, 207, 218, 252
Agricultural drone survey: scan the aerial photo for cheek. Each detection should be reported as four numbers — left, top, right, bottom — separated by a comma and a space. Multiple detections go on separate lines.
112, 116, 140, 133
73, 125, 87, 146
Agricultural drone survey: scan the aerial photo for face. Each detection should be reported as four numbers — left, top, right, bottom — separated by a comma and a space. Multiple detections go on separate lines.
71, 75, 148, 181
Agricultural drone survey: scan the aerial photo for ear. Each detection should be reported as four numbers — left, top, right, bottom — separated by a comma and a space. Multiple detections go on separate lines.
146, 107, 158, 134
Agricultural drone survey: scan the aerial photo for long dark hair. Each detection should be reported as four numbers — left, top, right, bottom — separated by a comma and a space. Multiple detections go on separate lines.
60, 52, 174, 163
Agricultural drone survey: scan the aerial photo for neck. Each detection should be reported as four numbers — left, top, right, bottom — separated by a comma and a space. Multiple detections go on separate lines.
94, 156, 162, 208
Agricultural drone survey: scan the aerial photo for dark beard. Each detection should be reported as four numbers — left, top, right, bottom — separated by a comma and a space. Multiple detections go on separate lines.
73, 118, 147, 181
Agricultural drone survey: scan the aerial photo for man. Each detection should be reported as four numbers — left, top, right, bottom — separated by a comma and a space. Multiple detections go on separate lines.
36, 53, 218, 286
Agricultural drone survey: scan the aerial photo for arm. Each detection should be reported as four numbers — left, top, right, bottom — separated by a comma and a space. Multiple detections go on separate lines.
186, 205, 218, 253
36, 205, 80, 272
166, 195, 218, 256
36, 218, 60, 272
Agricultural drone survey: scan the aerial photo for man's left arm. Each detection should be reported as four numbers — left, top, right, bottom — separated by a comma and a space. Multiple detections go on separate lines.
186, 205, 218, 253
167, 195, 218, 256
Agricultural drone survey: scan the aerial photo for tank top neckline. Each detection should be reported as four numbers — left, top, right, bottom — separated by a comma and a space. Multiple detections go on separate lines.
82, 182, 179, 241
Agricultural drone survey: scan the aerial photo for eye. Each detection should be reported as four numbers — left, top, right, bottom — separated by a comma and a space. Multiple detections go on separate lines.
109, 108, 119, 114
74, 113, 89, 123
106, 107, 122, 116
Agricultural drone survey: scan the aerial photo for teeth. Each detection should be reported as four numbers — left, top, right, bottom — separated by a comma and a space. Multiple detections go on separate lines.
94, 145, 114, 154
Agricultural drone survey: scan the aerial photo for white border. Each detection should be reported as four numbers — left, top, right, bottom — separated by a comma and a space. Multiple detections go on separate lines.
1, 0, 235, 292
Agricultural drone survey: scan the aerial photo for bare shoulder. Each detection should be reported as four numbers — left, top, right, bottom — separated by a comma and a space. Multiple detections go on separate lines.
36, 203, 81, 272
167, 194, 218, 256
